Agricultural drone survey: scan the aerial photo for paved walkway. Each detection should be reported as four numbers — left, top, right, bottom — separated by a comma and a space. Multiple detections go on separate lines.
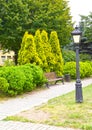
0, 78, 92, 130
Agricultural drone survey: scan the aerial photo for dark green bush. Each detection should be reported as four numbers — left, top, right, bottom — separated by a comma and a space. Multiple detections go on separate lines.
0, 77, 9, 94
80, 53, 92, 61
64, 61, 92, 79
62, 49, 76, 63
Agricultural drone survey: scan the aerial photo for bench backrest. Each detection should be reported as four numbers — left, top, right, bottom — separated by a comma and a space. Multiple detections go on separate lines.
44, 72, 57, 79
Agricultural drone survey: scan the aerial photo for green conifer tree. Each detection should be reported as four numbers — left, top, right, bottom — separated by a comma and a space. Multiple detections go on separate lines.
18, 31, 28, 64
34, 30, 48, 71
49, 31, 64, 76
41, 30, 55, 72
18, 32, 42, 65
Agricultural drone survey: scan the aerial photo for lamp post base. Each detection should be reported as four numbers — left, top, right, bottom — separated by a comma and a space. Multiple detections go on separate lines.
75, 79, 83, 103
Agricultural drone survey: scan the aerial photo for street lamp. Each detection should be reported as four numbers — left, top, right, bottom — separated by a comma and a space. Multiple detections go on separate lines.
71, 26, 83, 103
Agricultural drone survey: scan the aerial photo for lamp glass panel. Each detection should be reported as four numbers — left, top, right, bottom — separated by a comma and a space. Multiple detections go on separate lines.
73, 35, 80, 44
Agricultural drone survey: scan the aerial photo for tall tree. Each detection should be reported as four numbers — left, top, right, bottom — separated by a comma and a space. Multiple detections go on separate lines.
41, 30, 55, 72
28, 0, 73, 47
18, 32, 42, 65
80, 12, 92, 42
49, 31, 64, 75
0, 0, 30, 63
18, 31, 28, 64
0, 0, 73, 64
34, 30, 48, 71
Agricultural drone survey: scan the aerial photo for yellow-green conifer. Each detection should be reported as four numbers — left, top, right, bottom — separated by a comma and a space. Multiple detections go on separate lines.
34, 30, 48, 71
49, 31, 64, 76
41, 30, 56, 72
18, 32, 42, 65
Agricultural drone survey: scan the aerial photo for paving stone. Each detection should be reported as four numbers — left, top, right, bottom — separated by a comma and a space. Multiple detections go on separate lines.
0, 121, 79, 130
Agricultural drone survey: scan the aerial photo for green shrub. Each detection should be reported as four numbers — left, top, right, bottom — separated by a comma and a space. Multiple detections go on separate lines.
0, 67, 26, 96
0, 77, 9, 94
80, 62, 92, 78
25, 64, 47, 87
64, 62, 76, 79
80, 53, 92, 61
7, 68, 26, 95
0, 64, 46, 96
62, 49, 76, 63
89, 61, 92, 68
64, 61, 92, 79
17, 65, 34, 92
4, 59, 15, 66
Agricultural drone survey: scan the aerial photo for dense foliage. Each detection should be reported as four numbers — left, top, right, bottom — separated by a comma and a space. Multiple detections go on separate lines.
18, 30, 64, 76
62, 49, 76, 63
0, 77, 9, 94
0, 64, 46, 96
79, 53, 92, 61
64, 61, 92, 79
18, 32, 42, 65
28, 0, 73, 47
80, 12, 92, 42
0, 0, 30, 63
49, 31, 64, 75
62, 49, 92, 63
0, 0, 73, 63
41, 30, 56, 72
34, 30, 48, 71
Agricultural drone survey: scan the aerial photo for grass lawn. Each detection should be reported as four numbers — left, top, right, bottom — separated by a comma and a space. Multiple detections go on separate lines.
4, 84, 92, 130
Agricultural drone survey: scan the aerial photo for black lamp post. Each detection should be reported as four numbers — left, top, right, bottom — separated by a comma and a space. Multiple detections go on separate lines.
71, 26, 83, 103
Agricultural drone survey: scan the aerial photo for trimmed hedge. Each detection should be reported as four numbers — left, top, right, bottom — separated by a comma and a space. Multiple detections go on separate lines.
64, 61, 92, 79
17, 65, 34, 92
25, 64, 46, 86
0, 64, 46, 96
0, 77, 9, 94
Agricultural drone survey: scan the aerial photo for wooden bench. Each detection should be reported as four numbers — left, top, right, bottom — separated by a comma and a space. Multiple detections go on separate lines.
44, 72, 64, 88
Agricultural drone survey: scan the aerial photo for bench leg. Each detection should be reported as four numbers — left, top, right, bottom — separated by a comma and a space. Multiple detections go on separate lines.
55, 81, 57, 84
45, 82, 49, 88
62, 79, 64, 84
